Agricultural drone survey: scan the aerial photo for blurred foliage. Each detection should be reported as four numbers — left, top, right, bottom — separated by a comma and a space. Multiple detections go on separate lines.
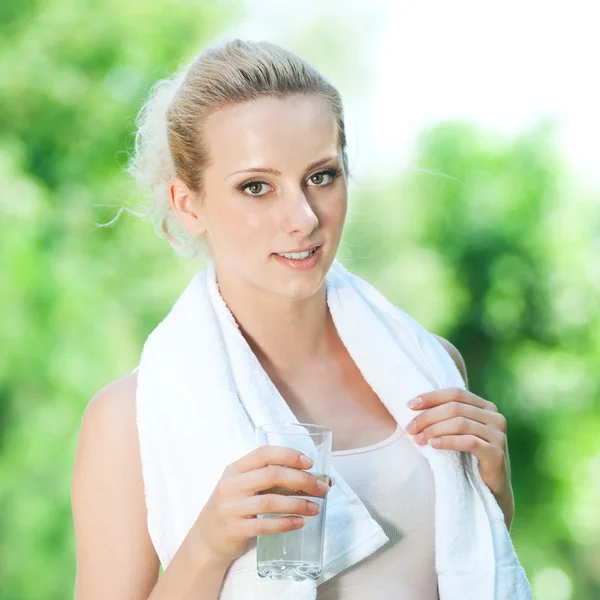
342, 117, 600, 599
1, 2, 599, 600
0, 1, 232, 598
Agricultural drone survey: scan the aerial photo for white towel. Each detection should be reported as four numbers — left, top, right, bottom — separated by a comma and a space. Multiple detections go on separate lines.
135, 258, 533, 600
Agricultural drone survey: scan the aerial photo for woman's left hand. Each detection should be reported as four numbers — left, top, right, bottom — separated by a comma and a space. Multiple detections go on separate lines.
405, 388, 511, 499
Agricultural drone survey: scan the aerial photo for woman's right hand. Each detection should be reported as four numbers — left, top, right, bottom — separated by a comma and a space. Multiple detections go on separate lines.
191, 445, 333, 566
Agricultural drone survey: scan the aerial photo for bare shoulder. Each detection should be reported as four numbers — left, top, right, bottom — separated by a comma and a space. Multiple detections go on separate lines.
82, 370, 137, 417
72, 371, 160, 599
80, 371, 139, 431
431, 334, 469, 389
74, 373, 141, 472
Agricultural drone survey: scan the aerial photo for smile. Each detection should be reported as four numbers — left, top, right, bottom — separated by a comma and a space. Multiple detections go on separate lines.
272, 245, 323, 271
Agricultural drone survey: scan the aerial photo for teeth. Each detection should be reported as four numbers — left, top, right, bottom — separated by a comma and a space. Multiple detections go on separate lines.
277, 247, 317, 260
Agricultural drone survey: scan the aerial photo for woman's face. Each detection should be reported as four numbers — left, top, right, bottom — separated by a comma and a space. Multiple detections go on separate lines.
175, 93, 348, 302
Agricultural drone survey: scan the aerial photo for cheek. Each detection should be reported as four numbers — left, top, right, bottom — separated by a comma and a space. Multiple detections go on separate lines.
246, 212, 262, 229
217, 205, 267, 250
323, 194, 347, 226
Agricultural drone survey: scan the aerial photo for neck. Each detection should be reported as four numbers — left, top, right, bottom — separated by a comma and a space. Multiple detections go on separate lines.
213, 268, 337, 371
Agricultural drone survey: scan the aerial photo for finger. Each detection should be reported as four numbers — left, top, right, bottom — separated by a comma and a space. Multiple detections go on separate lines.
242, 514, 307, 537
230, 445, 313, 475
236, 464, 328, 498
409, 388, 493, 411
427, 434, 504, 464
414, 417, 505, 447
236, 493, 321, 518
406, 402, 502, 435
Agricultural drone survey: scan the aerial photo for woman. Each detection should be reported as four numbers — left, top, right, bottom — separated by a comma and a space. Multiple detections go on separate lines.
72, 39, 521, 599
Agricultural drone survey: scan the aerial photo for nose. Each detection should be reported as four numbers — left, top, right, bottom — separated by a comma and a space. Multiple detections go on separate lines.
279, 188, 319, 236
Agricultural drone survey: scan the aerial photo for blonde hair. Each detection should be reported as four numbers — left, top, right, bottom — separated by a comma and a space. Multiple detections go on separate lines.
125, 38, 350, 259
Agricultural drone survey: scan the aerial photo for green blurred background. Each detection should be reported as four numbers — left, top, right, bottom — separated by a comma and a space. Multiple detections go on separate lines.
1, 2, 598, 599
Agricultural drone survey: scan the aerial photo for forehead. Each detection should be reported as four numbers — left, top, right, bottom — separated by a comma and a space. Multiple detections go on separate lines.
203, 94, 339, 170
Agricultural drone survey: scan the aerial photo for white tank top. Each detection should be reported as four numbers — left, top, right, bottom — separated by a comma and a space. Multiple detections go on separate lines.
317, 422, 439, 600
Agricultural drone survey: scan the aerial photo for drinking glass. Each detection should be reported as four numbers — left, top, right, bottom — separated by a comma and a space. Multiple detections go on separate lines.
254, 422, 332, 582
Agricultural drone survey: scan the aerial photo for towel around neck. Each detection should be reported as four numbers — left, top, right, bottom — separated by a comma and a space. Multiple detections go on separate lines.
135, 258, 533, 599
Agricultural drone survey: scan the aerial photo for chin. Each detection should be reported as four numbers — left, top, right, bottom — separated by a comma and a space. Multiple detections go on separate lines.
278, 273, 328, 302
289, 285, 324, 301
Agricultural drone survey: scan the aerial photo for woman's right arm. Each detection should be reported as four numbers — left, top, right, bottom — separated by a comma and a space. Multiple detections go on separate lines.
71, 373, 232, 600
72, 372, 331, 599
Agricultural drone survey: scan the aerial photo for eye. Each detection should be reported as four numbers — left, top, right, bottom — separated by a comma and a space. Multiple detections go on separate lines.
308, 169, 339, 186
238, 168, 342, 197
240, 180, 271, 197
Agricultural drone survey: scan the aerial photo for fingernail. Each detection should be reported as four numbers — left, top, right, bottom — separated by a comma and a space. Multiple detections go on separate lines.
407, 396, 423, 408
317, 480, 329, 492
300, 454, 313, 467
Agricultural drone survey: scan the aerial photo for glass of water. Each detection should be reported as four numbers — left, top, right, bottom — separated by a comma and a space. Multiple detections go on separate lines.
254, 422, 332, 582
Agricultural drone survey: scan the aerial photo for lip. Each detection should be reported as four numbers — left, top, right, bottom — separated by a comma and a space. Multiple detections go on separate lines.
272, 244, 323, 271
274, 243, 322, 255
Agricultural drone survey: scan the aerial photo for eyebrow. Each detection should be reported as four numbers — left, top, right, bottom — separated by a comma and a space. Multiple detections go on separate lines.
226, 156, 339, 179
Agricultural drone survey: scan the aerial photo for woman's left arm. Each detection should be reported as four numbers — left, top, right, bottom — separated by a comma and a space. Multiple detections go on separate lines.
404, 335, 515, 532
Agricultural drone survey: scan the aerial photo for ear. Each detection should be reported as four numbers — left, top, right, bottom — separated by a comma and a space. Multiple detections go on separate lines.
168, 177, 207, 236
